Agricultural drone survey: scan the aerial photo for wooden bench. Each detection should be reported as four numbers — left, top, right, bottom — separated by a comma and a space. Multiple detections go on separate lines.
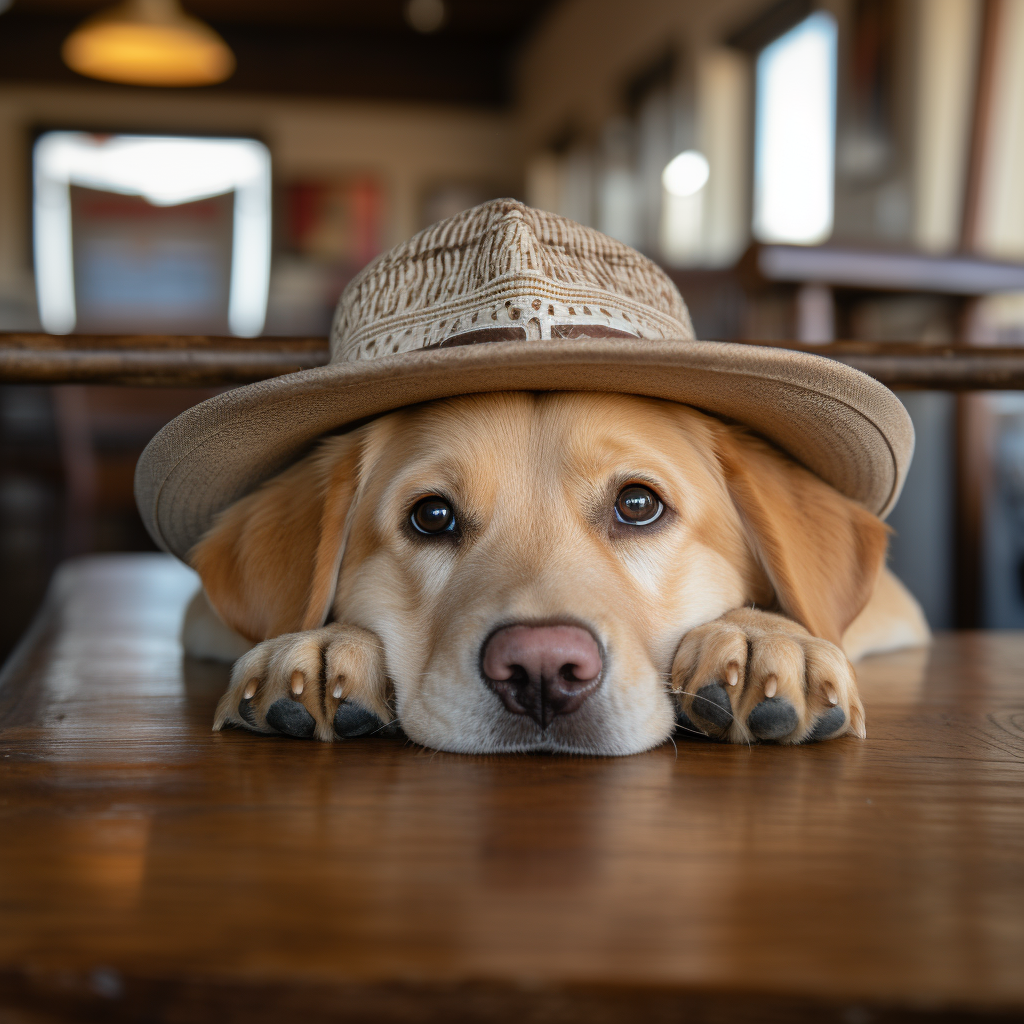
0, 554, 1021, 1022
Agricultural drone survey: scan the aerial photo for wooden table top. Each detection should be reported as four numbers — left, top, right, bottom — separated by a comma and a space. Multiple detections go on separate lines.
1, 555, 1022, 1023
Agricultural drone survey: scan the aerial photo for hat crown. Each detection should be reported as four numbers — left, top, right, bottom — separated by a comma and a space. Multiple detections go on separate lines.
330, 199, 694, 364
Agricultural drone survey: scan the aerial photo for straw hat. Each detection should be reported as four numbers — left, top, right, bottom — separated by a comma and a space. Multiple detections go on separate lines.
136, 199, 913, 561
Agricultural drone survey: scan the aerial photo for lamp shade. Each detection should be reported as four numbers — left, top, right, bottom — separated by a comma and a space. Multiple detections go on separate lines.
62, 0, 235, 87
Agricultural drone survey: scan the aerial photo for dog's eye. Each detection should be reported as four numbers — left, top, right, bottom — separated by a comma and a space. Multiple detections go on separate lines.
411, 496, 455, 535
614, 485, 663, 526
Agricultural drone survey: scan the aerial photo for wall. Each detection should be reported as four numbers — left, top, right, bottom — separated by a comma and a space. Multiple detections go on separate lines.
516, 0, 765, 267
515, 0, 765, 150
911, 0, 981, 252
0, 83, 521, 329
976, 0, 1024, 262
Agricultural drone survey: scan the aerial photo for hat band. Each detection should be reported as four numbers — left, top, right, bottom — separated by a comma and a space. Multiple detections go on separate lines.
426, 319, 639, 349
334, 283, 685, 363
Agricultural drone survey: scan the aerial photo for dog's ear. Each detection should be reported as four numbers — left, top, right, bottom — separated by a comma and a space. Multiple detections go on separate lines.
190, 433, 363, 642
714, 425, 889, 646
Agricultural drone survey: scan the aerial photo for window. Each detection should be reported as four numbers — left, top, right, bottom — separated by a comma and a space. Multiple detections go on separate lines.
753, 11, 838, 245
34, 132, 271, 336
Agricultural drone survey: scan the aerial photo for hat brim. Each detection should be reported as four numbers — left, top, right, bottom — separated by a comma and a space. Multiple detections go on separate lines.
135, 338, 913, 560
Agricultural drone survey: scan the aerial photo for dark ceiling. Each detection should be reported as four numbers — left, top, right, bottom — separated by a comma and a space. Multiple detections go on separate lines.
0, 0, 559, 105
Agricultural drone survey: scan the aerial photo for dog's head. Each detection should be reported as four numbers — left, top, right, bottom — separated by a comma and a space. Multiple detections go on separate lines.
192, 393, 887, 755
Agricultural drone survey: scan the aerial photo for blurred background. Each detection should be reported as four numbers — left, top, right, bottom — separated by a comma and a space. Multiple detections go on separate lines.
1, 0, 1023, 660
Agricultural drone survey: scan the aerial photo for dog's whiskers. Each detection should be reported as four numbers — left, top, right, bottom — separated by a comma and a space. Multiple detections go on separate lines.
673, 722, 709, 740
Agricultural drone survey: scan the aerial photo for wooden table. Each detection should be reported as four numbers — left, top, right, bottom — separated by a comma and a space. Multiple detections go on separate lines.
1, 556, 1022, 1023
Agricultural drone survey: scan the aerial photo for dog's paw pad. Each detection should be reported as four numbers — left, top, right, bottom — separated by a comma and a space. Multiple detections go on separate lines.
747, 696, 799, 741
803, 705, 846, 743
333, 702, 382, 738
265, 698, 316, 738
690, 683, 734, 734
215, 624, 393, 743
672, 609, 864, 745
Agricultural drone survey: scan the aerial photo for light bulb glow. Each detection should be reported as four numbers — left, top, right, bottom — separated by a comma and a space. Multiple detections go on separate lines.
405, 0, 446, 33
62, 0, 234, 87
661, 151, 710, 198
64, 23, 233, 86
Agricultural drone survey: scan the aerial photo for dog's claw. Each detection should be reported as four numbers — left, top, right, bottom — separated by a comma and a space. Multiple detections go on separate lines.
333, 702, 383, 738
747, 697, 799, 741
266, 699, 316, 738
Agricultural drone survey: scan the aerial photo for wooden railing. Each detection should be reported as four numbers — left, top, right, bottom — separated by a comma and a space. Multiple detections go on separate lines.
4, 332, 1024, 389
0, 334, 327, 387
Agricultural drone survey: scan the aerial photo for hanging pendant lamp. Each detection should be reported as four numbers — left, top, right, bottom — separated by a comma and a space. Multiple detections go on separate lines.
62, 0, 235, 87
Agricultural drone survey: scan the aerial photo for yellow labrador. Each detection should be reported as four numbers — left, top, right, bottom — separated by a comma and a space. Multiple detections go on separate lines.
186, 392, 928, 755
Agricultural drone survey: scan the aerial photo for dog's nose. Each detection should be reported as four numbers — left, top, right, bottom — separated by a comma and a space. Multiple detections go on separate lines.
481, 624, 602, 729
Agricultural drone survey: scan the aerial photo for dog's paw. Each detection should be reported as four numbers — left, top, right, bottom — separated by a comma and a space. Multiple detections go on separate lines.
213, 624, 394, 741
671, 608, 865, 745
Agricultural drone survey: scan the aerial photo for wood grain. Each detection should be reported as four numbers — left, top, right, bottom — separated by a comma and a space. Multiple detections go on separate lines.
0, 555, 1023, 1022
0, 334, 328, 386
8, 333, 1024, 389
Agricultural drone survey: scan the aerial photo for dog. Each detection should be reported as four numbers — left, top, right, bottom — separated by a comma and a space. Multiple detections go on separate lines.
184, 390, 929, 756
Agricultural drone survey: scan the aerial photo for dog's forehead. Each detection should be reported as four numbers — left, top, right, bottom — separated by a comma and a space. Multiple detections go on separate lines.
352, 394, 725, 521
370, 392, 712, 474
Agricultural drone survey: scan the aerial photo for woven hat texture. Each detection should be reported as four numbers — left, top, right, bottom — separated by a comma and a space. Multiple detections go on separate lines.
331, 199, 693, 359
136, 199, 913, 562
